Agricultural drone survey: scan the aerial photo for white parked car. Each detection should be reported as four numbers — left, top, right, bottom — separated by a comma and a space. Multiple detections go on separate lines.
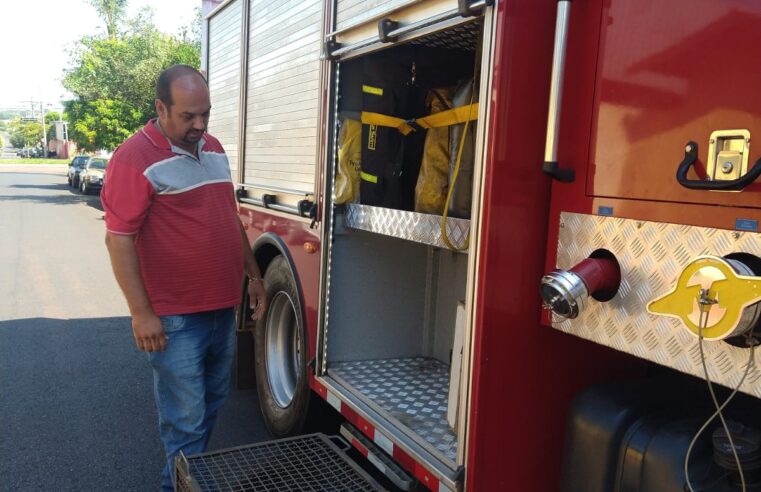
79, 157, 108, 195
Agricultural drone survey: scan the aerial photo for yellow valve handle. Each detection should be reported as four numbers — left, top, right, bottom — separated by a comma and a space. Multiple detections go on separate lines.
647, 255, 761, 340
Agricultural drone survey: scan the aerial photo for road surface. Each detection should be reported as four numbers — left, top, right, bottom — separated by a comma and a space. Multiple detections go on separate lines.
0, 166, 270, 491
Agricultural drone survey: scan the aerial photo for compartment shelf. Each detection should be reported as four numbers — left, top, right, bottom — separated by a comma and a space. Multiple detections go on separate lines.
343, 203, 470, 251
329, 357, 457, 463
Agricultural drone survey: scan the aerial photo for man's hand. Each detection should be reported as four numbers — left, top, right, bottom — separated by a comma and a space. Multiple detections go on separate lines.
248, 279, 268, 321
132, 313, 168, 352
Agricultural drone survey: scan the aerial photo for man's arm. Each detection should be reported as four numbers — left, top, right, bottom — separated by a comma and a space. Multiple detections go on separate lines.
105, 232, 167, 352
239, 221, 268, 320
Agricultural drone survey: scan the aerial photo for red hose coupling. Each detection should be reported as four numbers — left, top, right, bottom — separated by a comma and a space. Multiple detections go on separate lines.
541, 255, 621, 319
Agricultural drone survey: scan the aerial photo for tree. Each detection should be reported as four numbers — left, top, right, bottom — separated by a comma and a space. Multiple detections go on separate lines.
63, 12, 200, 152
7, 118, 43, 149
89, 0, 128, 40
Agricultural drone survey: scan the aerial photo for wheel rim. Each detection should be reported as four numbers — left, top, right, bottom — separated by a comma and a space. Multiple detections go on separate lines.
265, 290, 301, 409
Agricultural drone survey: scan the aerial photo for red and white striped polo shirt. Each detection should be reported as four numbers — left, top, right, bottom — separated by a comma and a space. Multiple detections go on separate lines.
102, 119, 243, 316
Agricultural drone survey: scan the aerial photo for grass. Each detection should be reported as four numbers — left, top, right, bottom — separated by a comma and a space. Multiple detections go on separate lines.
0, 158, 68, 165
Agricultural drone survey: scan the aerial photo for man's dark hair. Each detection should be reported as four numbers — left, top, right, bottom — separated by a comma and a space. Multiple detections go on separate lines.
156, 65, 207, 107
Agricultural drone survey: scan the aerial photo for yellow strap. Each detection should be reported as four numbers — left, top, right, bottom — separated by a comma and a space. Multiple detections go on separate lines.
360, 103, 479, 137
360, 112, 414, 136
360, 171, 378, 184
416, 103, 479, 130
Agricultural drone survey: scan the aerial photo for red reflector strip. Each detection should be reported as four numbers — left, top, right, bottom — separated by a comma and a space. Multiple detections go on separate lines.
352, 438, 369, 457
356, 415, 374, 438
414, 463, 440, 491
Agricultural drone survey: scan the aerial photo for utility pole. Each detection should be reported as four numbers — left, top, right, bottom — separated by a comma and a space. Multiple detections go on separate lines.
40, 101, 47, 153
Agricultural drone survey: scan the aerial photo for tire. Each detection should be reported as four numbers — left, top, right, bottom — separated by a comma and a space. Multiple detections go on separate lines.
80, 180, 88, 195
254, 255, 310, 437
67, 176, 72, 186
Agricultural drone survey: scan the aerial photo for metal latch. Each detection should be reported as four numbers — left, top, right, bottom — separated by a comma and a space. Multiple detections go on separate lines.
706, 130, 751, 183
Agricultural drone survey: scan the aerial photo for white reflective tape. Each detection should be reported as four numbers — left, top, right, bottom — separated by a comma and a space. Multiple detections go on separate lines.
327, 391, 342, 411
374, 431, 394, 455
367, 452, 386, 474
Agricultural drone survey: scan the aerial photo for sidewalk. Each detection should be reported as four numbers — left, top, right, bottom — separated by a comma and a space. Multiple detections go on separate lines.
0, 164, 67, 174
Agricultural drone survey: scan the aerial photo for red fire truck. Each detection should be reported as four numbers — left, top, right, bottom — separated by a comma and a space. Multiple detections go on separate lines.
182, 0, 761, 490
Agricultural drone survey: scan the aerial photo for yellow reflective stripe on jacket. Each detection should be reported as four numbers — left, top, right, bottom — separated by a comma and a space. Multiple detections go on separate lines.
360, 171, 378, 184
416, 103, 479, 129
362, 85, 384, 96
360, 112, 415, 136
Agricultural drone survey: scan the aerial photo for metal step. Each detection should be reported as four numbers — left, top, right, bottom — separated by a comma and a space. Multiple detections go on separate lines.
330, 357, 458, 465
175, 433, 386, 492
341, 423, 414, 491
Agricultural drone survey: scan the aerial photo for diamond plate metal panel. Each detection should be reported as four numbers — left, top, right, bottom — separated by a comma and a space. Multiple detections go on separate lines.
330, 358, 457, 463
344, 204, 470, 251
408, 20, 481, 50
554, 213, 761, 398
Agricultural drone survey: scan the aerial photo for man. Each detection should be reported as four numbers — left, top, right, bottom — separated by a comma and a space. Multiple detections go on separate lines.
102, 64, 267, 491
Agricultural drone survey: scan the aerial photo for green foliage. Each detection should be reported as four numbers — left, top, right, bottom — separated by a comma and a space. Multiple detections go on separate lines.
0, 134, 4, 149
65, 98, 142, 151
7, 118, 43, 149
89, 0, 128, 39
62, 10, 200, 152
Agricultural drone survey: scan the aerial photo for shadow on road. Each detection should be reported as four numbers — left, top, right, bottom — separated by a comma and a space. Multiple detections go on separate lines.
2, 183, 104, 212
0, 316, 269, 491
11, 182, 71, 190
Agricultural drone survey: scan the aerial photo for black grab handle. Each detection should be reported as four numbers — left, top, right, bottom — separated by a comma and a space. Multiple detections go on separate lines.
677, 141, 761, 191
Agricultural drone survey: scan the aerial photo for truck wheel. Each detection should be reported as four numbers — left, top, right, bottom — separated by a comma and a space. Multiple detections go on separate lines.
254, 255, 310, 437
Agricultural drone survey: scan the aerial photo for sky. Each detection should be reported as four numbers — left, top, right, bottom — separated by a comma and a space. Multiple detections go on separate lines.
0, 0, 201, 111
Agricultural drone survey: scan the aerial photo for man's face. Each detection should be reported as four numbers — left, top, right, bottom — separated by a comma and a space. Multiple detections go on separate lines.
156, 74, 211, 150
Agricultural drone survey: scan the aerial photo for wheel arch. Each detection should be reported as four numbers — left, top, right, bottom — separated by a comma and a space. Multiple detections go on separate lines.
243, 232, 307, 336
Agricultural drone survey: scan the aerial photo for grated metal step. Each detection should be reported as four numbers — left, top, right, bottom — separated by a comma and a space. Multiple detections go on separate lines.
175, 433, 386, 492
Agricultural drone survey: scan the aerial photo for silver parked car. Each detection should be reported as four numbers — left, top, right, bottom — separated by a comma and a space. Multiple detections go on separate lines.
67, 155, 90, 188
79, 157, 108, 195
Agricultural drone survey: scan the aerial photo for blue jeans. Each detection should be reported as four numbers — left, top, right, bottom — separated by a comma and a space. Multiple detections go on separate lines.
148, 307, 236, 492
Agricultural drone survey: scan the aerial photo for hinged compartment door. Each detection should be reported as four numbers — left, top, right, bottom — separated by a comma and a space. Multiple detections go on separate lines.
587, 0, 761, 207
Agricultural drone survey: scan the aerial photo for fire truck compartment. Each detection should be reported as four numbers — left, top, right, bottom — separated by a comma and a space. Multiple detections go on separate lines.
320, 17, 487, 471
324, 212, 467, 466
175, 433, 385, 491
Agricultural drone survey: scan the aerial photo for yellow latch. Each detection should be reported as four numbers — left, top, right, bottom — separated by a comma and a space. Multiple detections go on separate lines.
706, 130, 751, 185
647, 255, 761, 340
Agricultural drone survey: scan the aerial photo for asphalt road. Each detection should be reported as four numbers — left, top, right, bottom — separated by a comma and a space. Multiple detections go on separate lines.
0, 166, 271, 491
